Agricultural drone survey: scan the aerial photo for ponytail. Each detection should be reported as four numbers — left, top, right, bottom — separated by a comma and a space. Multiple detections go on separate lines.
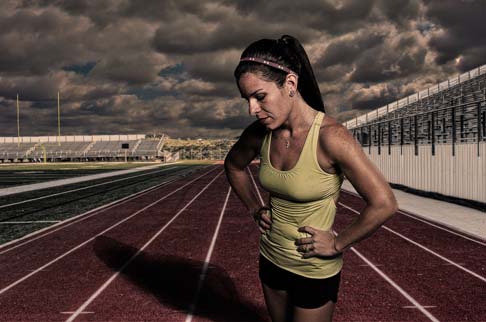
279, 35, 325, 112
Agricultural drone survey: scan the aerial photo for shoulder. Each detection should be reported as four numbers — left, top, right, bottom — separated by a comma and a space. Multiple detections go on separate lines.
238, 120, 268, 150
318, 114, 359, 163
226, 120, 267, 167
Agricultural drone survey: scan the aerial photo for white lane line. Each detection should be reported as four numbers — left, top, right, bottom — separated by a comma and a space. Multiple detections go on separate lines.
0, 168, 217, 296
65, 170, 224, 322
0, 221, 61, 224
351, 247, 440, 322
403, 306, 437, 309
0, 166, 212, 254
397, 210, 486, 247
0, 166, 178, 210
339, 189, 486, 246
339, 202, 486, 283
247, 166, 264, 205
185, 187, 231, 322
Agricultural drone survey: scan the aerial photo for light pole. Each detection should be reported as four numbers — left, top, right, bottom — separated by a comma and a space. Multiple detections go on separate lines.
17, 94, 20, 148
57, 91, 61, 146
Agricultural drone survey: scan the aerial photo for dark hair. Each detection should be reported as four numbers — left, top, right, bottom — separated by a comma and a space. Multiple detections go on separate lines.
234, 35, 325, 112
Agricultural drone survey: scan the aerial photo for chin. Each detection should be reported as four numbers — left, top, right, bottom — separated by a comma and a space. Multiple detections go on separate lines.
262, 120, 276, 130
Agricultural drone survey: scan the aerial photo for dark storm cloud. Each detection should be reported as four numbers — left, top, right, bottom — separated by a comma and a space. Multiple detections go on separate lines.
226, 0, 375, 35
0, 0, 484, 138
348, 83, 405, 110
316, 26, 428, 84
0, 73, 66, 101
425, 0, 486, 71
180, 50, 241, 84
0, 6, 94, 76
19, 0, 124, 26
89, 53, 163, 85
374, 0, 421, 26
151, 8, 314, 55
350, 40, 427, 83
120, 0, 208, 22
317, 30, 386, 68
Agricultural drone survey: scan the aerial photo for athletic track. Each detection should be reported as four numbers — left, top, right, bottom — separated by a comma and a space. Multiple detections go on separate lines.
0, 164, 484, 321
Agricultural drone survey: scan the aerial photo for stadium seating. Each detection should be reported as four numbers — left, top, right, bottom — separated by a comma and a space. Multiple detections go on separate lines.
132, 140, 161, 158
29, 142, 92, 159
347, 71, 486, 148
0, 143, 36, 160
0, 137, 166, 162
86, 140, 139, 158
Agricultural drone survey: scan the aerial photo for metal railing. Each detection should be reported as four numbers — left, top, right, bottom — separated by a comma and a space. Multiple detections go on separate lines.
344, 64, 486, 129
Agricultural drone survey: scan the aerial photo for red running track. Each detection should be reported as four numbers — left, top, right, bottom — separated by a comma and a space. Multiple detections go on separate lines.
0, 164, 485, 321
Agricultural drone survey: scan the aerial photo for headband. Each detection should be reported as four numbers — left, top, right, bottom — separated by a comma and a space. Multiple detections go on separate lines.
240, 57, 298, 76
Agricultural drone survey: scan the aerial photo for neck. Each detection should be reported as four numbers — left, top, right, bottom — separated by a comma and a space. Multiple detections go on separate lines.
280, 97, 318, 137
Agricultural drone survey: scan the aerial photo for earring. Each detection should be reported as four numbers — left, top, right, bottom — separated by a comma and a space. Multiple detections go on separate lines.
289, 90, 295, 97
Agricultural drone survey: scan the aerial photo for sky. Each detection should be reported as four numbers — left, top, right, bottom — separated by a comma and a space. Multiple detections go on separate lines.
0, 0, 485, 139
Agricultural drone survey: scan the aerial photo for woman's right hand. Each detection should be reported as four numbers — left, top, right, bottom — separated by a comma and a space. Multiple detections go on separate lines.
253, 207, 272, 234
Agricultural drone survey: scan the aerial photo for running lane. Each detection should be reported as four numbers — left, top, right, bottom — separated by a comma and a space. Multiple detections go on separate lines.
0, 166, 218, 289
339, 190, 486, 275
66, 170, 233, 322
335, 194, 486, 321
0, 167, 220, 321
332, 205, 434, 321
189, 189, 270, 322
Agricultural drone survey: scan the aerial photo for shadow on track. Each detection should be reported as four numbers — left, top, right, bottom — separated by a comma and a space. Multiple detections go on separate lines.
93, 236, 268, 322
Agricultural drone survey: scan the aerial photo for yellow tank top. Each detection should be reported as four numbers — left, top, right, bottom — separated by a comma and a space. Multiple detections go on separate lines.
259, 112, 344, 278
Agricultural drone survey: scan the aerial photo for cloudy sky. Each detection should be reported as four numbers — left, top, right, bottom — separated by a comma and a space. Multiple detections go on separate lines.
0, 0, 484, 138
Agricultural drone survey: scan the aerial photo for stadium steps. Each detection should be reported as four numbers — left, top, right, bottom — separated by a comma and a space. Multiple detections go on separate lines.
131, 139, 142, 154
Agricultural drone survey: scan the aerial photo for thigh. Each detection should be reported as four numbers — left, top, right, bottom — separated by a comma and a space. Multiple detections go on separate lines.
261, 282, 291, 322
292, 301, 335, 322
289, 272, 341, 309
259, 255, 292, 322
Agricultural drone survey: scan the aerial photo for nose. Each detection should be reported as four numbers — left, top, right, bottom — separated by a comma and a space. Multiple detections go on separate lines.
248, 99, 261, 116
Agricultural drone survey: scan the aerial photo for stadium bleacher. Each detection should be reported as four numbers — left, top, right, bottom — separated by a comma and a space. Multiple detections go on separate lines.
342, 64, 486, 206
0, 136, 166, 162
346, 67, 486, 151
86, 140, 139, 158
0, 143, 36, 160
29, 142, 92, 160
132, 140, 161, 158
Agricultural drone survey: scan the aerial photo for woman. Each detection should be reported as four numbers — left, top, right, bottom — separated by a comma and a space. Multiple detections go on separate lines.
224, 35, 397, 322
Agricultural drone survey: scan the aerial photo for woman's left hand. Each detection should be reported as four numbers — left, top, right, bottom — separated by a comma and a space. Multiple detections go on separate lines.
295, 226, 341, 258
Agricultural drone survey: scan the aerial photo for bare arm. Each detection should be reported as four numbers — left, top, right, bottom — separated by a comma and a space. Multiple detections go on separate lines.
224, 121, 267, 216
296, 124, 397, 257
324, 124, 398, 252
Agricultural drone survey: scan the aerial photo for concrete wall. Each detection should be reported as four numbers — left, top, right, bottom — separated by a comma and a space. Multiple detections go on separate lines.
365, 142, 485, 203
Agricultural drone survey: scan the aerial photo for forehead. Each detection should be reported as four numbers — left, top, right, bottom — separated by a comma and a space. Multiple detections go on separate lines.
238, 72, 278, 95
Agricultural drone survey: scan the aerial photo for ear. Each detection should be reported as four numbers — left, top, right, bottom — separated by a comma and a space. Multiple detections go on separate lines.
285, 73, 298, 93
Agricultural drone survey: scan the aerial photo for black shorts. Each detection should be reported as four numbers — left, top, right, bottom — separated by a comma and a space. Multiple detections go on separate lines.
259, 255, 341, 309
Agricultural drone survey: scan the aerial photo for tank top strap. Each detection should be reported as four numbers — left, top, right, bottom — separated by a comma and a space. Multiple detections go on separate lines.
260, 128, 271, 161
299, 112, 324, 167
